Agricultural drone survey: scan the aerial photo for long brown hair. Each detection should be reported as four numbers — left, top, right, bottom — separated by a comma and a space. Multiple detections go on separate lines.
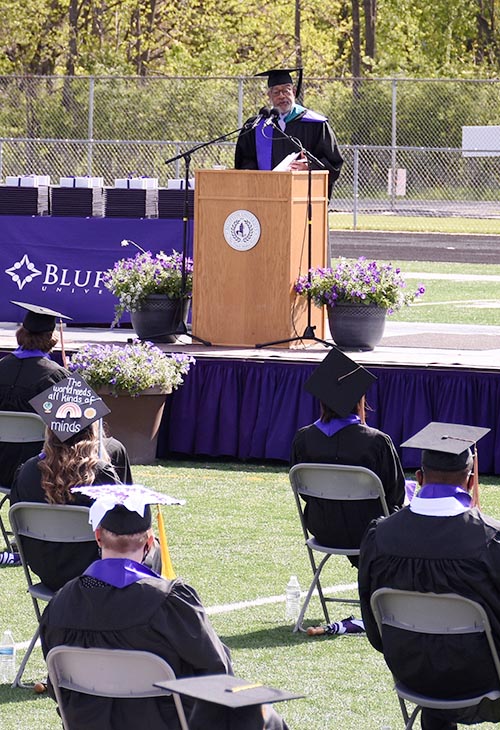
16, 326, 57, 353
320, 396, 368, 425
38, 423, 108, 504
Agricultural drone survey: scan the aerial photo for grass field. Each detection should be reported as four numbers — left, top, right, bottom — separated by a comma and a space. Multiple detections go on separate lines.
1, 461, 500, 730
309, 259, 500, 326
1, 220, 499, 728
330, 213, 500, 235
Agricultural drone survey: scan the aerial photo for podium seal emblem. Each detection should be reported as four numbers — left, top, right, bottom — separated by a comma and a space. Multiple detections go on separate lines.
223, 210, 261, 251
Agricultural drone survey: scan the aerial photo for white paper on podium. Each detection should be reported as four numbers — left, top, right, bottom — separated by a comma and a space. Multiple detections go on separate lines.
273, 152, 300, 171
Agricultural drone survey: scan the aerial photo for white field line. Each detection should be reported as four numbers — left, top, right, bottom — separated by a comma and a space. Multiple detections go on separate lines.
206, 582, 358, 616
414, 300, 500, 307
405, 272, 500, 282
15, 582, 359, 649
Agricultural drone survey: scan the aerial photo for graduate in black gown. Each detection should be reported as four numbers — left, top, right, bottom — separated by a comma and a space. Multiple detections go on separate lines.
358, 422, 500, 730
0, 302, 71, 488
234, 68, 343, 198
0, 301, 133, 488
10, 423, 121, 591
40, 485, 289, 730
291, 348, 405, 556
10, 375, 141, 590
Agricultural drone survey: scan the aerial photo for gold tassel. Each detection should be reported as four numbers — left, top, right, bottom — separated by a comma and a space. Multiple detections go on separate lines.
59, 319, 67, 368
157, 506, 176, 579
472, 444, 481, 509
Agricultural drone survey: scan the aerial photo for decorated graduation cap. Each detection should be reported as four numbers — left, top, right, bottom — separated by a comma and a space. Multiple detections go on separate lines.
256, 67, 303, 96
29, 375, 110, 442
401, 422, 491, 508
11, 301, 72, 333
304, 347, 376, 418
71, 483, 185, 580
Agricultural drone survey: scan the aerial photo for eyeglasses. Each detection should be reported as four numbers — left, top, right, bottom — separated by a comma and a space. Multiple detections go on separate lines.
270, 86, 293, 98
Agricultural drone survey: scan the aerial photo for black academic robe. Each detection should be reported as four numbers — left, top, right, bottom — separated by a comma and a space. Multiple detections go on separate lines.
0, 354, 69, 487
234, 110, 343, 198
40, 571, 289, 730
358, 506, 500, 723
10, 457, 120, 590
290, 422, 405, 551
103, 435, 133, 484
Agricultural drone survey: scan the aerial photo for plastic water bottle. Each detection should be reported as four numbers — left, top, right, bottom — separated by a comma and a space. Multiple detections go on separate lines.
0, 630, 16, 683
285, 575, 301, 622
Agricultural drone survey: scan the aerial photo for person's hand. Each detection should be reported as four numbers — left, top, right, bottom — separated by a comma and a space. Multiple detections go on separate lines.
289, 153, 308, 171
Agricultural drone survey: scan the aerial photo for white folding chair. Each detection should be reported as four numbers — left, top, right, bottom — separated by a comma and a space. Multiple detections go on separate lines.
8, 502, 94, 687
289, 463, 390, 632
370, 588, 500, 729
0, 411, 46, 550
46, 646, 190, 730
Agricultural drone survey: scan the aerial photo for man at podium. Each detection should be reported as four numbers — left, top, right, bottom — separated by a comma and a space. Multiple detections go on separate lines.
234, 68, 343, 198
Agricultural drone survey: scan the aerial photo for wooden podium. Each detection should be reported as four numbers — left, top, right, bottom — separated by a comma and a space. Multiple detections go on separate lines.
192, 169, 328, 348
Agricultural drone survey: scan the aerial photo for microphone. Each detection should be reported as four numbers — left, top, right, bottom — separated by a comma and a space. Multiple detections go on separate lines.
248, 106, 272, 130
262, 107, 280, 129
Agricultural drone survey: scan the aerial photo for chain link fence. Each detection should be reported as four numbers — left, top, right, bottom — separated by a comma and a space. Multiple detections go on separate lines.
0, 75, 499, 225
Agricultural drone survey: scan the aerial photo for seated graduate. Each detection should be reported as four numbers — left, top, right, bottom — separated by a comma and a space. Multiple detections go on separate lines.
40, 485, 289, 730
10, 377, 136, 590
0, 301, 133, 487
358, 422, 498, 730
291, 348, 405, 554
0, 302, 72, 489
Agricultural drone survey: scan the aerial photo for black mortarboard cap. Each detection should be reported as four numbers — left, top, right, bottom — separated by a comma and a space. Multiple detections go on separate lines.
256, 67, 303, 96
12, 300, 72, 333
100, 503, 152, 534
29, 375, 110, 442
304, 348, 376, 417
154, 674, 304, 709
401, 422, 490, 471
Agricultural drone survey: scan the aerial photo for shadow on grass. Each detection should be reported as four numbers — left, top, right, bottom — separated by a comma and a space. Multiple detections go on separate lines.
155, 457, 289, 474
220, 623, 333, 650
0, 685, 50, 706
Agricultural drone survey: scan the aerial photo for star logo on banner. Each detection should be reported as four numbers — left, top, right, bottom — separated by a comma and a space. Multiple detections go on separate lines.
5, 253, 42, 291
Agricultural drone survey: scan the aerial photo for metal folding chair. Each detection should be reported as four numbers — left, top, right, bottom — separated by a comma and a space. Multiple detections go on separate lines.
370, 588, 500, 729
46, 646, 190, 730
8, 502, 94, 687
0, 411, 46, 550
289, 462, 389, 632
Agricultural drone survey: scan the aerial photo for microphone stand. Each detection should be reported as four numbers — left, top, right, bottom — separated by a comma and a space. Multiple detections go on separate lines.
255, 122, 333, 349
161, 123, 257, 345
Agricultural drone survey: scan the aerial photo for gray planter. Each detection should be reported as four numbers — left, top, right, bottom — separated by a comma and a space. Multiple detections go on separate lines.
327, 303, 387, 351
131, 295, 190, 343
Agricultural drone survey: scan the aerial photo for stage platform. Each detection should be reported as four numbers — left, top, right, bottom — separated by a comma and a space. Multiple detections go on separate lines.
1, 317, 500, 473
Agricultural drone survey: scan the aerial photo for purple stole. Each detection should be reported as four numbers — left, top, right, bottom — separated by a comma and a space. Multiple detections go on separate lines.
255, 105, 327, 170
84, 558, 159, 589
416, 483, 472, 508
314, 414, 361, 437
12, 347, 50, 359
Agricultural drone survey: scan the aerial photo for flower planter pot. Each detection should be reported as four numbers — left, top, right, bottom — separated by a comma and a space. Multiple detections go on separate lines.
97, 386, 171, 465
327, 303, 387, 351
131, 295, 190, 343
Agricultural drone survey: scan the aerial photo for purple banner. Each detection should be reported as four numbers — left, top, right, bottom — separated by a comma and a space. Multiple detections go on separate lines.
0, 216, 193, 325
